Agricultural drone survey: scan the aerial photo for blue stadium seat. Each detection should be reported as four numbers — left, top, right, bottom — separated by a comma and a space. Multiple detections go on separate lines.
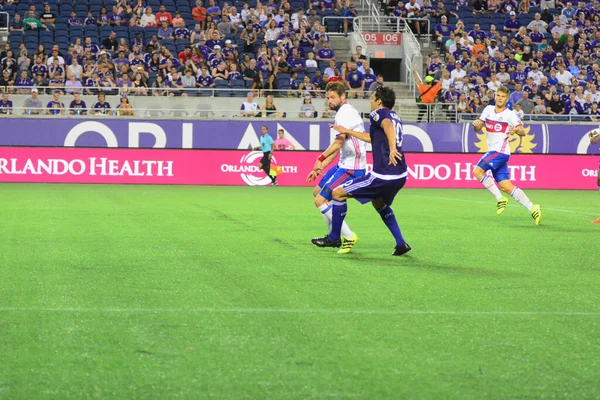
9, 32, 24, 42
84, 26, 98, 35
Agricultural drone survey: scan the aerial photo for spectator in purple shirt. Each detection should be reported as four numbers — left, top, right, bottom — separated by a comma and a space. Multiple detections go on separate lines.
509, 83, 524, 104
316, 42, 336, 61
110, 6, 125, 26
68, 11, 81, 27
435, 16, 454, 44
529, 26, 544, 44
84, 11, 96, 25
345, 61, 364, 98
15, 70, 33, 94
158, 22, 174, 39
504, 11, 521, 32
468, 23, 487, 42
0, 93, 13, 115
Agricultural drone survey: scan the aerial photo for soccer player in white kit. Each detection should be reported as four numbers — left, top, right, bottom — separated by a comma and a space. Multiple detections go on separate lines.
472, 86, 542, 225
307, 82, 368, 253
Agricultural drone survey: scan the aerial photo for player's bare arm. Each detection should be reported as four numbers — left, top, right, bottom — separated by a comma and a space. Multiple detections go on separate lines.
306, 134, 345, 182
509, 125, 525, 136
472, 119, 484, 132
329, 124, 371, 142
381, 118, 403, 166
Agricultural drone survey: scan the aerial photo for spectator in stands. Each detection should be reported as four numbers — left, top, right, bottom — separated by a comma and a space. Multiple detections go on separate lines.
343, 4, 358, 36
69, 92, 87, 115
84, 11, 96, 26
517, 91, 535, 114
0, 93, 13, 115
472, 0, 488, 14
102, 32, 119, 53
140, 7, 157, 27
345, 61, 364, 98
368, 75, 384, 93
23, 11, 46, 31
10, 14, 24, 32
217, 15, 237, 37
547, 92, 565, 116
156, 5, 173, 26
158, 21, 174, 39
22, 88, 43, 115
241, 92, 260, 117
316, 42, 336, 62
503, 11, 520, 33
64, 74, 83, 94
116, 96, 134, 116
89, 93, 111, 115
414, 68, 442, 122
40, 4, 56, 30
46, 91, 65, 115
110, 6, 126, 26
192, 1, 208, 29
299, 95, 317, 118
556, 63, 573, 88
262, 95, 281, 118
150, 75, 167, 96
435, 15, 454, 49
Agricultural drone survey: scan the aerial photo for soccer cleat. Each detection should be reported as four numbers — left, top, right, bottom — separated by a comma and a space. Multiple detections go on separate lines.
338, 233, 359, 254
497, 197, 508, 215
392, 242, 412, 256
592, 217, 600, 224
271, 180, 278, 186
530, 204, 542, 226
311, 234, 329, 246
312, 235, 342, 248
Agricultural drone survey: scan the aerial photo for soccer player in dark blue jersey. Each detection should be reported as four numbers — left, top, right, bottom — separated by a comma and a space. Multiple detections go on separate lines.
313, 86, 411, 256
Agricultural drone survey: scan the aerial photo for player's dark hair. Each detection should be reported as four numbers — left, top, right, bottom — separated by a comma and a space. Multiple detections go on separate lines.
325, 81, 346, 97
374, 86, 396, 109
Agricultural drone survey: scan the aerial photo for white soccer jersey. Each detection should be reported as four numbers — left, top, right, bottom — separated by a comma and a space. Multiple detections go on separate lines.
334, 102, 367, 170
479, 105, 523, 155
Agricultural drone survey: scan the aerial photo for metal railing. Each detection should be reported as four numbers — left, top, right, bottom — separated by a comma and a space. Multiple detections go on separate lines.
0, 85, 373, 98
0, 12, 9, 37
0, 100, 424, 120
457, 113, 600, 124
351, 19, 370, 60
321, 16, 354, 35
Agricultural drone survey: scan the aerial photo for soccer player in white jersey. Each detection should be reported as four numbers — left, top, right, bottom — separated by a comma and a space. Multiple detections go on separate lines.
307, 82, 368, 253
472, 86, 542, 225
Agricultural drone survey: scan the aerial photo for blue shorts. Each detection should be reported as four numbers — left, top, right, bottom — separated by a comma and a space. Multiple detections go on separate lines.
342, 173, 407, 206
317, 166, 366, 201
477, 151, 510, 182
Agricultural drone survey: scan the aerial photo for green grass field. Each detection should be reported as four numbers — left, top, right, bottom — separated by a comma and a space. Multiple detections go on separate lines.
1, 184, 599, 399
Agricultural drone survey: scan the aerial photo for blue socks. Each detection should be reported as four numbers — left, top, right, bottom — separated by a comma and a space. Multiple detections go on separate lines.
328, 200, 347, 242
377, 205, 404, 246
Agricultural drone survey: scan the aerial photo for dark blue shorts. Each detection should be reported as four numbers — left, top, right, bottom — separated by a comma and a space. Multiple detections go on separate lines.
317, 166, 366, 201
342, 173, 407, 206
477, 151, 510, 182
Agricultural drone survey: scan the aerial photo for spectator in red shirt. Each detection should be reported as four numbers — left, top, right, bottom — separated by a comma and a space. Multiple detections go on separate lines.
192, 0, 207, 29
155, 5, 173, 26
178, 46, 193, 63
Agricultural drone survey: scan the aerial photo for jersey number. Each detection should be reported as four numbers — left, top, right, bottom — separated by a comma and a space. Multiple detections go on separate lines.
392, 119, 403, 147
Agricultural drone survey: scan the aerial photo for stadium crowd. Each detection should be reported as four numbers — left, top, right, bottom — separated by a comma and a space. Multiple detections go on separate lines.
398, 0, 600, 120
0, 0, 383, 116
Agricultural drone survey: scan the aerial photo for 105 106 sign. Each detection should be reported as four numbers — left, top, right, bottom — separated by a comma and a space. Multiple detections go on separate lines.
361, 33, 402, 45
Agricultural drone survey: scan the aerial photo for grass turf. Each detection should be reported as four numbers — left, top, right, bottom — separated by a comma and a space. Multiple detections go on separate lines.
0, 184, 599, 399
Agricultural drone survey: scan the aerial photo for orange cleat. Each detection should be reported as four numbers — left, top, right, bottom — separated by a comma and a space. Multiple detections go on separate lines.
593, 217, 600, 224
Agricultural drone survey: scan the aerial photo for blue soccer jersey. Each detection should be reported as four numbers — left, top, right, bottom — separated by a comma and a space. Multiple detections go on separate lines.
369, 108, 407, 177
